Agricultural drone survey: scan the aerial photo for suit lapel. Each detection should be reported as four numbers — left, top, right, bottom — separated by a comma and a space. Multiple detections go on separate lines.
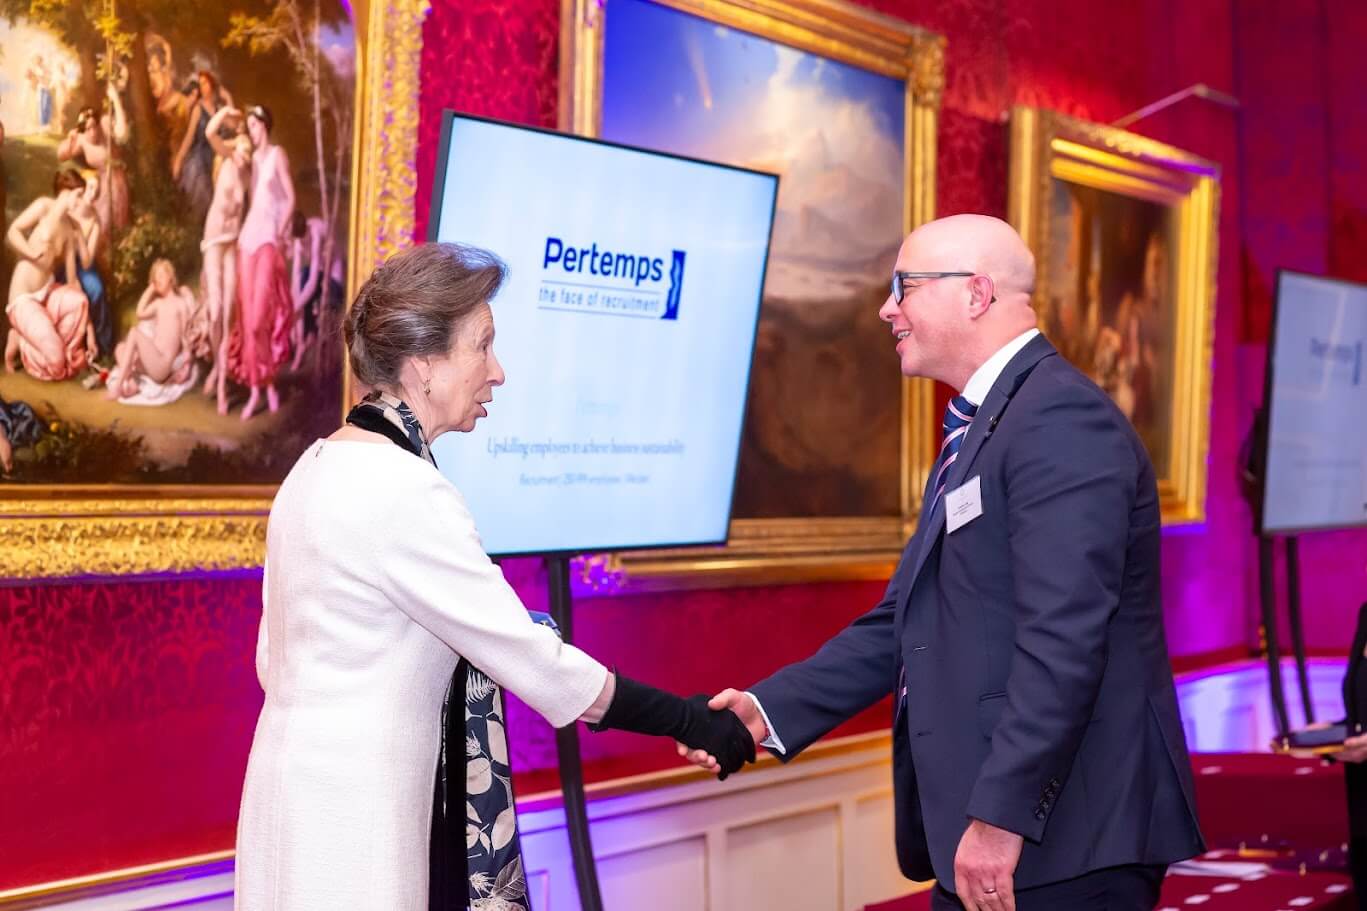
897, 334, 1057, 614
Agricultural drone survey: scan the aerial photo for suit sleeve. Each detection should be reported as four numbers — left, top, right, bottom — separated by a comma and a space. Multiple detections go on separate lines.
748, 574, 901, 759
964, 385, 1137, 842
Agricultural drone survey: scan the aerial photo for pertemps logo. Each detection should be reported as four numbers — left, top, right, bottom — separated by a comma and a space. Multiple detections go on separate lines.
1309, 337, 1362, 386
535, 237, 685, 321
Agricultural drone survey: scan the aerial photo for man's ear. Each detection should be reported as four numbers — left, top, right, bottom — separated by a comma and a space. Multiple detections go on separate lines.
966, 274, 996, 319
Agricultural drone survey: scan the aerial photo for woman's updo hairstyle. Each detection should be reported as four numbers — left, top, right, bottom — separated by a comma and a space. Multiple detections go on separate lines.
344, 242, 507, 390
246, 104, 273, 134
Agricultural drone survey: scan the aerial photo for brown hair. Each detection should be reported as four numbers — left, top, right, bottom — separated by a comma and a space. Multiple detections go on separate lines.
53, 168, 86, 195
344, 242, 506, 389
246, 104, 273, 134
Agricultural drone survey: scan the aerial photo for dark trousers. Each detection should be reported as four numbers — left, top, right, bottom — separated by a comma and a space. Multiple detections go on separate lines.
930, 864, 1167, 911
1349, 837, 1367, 910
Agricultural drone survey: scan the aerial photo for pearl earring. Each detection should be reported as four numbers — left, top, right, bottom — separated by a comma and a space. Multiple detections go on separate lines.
423, 378, 431, 396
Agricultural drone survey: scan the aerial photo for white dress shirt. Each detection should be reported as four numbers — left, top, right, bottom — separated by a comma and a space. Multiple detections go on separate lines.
960, 328, 1040, 407
748, 327, 1041, 755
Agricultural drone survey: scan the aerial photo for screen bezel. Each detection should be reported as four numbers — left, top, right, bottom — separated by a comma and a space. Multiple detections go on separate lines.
1259, 267, 1367, 536
427, 109, 779, 559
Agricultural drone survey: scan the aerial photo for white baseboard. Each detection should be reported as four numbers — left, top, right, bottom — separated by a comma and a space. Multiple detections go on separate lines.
9, 732, 923, 911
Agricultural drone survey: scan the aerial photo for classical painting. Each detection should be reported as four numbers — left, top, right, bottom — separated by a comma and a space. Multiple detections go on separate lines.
0, 0, 352, 486
1010, 106, 1219, 523
562, 0, 945, 587
1043, 181, 1175, 474
0, 0, 427, 580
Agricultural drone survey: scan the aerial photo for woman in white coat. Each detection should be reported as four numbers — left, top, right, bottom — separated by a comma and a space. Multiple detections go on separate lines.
234, 242, 752, 911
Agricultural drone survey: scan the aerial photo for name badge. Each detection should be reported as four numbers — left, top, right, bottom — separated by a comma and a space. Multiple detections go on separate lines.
945, 475, 984, 534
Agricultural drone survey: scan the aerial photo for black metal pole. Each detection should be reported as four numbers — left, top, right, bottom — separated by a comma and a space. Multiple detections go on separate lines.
544, 554, 604, 911
1284, 536, 1315, 724
1258, 535, 1292, 738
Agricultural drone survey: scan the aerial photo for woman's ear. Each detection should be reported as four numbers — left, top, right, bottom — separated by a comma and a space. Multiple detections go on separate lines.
419, 357, 434, 396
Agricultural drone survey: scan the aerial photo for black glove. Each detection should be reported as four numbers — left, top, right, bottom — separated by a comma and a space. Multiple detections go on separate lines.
589, 674, 756, 779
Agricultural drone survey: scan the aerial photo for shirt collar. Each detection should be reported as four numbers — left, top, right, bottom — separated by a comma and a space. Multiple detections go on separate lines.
960, 328, 1041, 406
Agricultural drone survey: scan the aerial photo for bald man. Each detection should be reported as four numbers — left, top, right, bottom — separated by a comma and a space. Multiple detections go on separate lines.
697, 216, 1203, 910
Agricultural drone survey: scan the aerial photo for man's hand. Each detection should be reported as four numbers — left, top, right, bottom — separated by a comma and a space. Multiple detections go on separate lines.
675, 688, 766, 773
1338, 732, 1367, 764
953, 818, 1023, 911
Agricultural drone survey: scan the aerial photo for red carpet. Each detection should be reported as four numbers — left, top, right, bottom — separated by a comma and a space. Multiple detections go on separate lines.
865, 752, 1354, 910
1192, 752, 1349, 866
865, 866, 1354, 910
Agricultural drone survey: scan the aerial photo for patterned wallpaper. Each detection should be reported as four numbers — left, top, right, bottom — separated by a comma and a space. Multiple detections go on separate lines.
4, 0, 1366, 891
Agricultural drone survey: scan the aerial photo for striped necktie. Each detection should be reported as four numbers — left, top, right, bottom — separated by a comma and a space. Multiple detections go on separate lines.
897, 394, 980, 715
928, 394, 978, 513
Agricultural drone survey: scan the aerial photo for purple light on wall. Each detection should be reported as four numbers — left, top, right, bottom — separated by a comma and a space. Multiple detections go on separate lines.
1161, 521, 1212, 537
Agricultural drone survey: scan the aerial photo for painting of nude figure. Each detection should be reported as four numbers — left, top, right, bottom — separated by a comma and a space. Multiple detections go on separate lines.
0, 0, 352, 485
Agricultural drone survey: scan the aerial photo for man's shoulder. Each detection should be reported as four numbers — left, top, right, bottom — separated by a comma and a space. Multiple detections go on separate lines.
1016, 351, 1128, 419
1003, 353, 1147, 460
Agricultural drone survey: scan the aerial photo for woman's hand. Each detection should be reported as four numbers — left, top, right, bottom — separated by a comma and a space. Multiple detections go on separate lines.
677, 695, 756, 778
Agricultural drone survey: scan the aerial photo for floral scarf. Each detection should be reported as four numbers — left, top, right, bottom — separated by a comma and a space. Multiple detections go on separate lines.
345, 392, 531, 911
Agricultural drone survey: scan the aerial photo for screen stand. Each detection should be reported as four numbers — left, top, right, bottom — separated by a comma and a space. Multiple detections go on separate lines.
545, 554, 605, 911
1256, 534, 1316, 737
1243, 406, 1314, 738
1256, 536, 1293, 737
1283, 536, 1315, 724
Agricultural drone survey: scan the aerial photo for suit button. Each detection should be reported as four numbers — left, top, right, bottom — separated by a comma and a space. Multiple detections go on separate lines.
1049, 777, 1061, 788
1034, 808, 1046, 821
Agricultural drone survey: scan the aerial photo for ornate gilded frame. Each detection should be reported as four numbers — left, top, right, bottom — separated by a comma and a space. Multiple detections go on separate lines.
1008, 106, 1219, 524
0, 0, 430, 580
561, 0, 944, 591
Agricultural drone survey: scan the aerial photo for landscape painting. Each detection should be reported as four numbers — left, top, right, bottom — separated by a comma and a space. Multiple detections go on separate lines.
599, 0, 907, 519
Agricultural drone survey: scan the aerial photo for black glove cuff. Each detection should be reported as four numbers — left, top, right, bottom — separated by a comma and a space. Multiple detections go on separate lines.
589, 673, 686, 737
589, 673, 756, 778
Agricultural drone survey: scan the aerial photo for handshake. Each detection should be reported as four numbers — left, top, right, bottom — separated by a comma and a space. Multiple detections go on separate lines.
589, 676, 761, 780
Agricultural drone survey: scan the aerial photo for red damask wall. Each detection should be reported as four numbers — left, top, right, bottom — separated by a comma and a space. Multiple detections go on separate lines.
1234, 0, 1367, 651
2, 0, 1365, 892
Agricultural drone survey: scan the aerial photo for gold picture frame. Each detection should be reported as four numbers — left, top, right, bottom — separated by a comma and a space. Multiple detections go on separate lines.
1008, 106, 1219, 524
561, 0, 944, 591
0, 0, 430, 580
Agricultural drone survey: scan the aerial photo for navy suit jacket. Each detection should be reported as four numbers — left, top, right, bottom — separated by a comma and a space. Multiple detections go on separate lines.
750, 334, 1205, 890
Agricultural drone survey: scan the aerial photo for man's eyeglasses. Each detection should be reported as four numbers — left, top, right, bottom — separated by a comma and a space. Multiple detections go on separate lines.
890, 271, 975, 305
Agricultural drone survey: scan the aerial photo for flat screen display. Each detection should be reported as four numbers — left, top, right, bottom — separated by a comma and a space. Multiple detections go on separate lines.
427, 113, 779, 556
1261, 270, 1367, 534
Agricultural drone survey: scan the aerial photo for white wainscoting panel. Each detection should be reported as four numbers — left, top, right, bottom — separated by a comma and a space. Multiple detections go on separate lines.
725, 806, 841, 909
514, 732, 916, 911
14, 733, 922, 911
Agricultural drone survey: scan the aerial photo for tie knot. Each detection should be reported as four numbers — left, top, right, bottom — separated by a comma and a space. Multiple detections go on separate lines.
943, 395, 978, 434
